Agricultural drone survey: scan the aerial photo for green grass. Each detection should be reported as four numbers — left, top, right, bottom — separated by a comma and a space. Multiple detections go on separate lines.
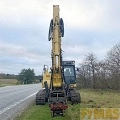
15, 103, 79, 120
0, 79, 18, 87
66, 103, 80, 120
15, 89, 120, 120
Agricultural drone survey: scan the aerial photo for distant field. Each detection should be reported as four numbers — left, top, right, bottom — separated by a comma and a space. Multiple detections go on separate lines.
0, 79, 18, 87
15, 89, 120, 120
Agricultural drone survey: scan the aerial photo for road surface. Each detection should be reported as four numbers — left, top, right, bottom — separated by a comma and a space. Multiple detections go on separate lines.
0, 84, 41, 120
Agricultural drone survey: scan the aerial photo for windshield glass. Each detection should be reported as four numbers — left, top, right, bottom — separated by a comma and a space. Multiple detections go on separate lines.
64, 66, 75, 76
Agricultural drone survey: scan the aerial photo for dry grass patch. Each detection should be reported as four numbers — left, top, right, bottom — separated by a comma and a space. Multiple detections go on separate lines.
0, 79, 18, 87
80, 89, 120, 108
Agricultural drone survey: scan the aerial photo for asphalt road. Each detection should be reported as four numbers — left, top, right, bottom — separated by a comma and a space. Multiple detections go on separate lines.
0, 84, 41, 120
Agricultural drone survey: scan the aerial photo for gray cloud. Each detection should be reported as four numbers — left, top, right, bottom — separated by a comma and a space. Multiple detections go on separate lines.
0, 0, 119, 75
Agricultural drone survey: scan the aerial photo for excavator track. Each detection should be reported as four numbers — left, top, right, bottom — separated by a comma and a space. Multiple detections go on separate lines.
70, 89, 81, 104
36, 89, 46, 105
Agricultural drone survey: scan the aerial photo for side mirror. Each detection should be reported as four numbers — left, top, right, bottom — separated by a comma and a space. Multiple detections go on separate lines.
75, 67, 79, 72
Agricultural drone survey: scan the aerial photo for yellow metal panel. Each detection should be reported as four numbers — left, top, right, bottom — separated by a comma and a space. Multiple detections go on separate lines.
42, 72, 51, 88
52, 73, 62, 87
53, 5, 60, 56
70, 84, 76, 88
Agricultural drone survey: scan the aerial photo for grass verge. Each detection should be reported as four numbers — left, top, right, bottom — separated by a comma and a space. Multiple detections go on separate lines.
15, 103, 80, 120
15, 89, 120, 120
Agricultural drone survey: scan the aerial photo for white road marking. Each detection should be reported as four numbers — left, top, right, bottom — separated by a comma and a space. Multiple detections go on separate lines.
0, 92, 37, 115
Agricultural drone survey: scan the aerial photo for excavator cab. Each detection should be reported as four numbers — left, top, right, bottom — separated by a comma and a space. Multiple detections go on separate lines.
63, 61, 81, 104
63, 61, 76, 86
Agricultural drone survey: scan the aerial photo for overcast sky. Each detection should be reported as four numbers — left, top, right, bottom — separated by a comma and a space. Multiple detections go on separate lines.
0, 0, 120, 75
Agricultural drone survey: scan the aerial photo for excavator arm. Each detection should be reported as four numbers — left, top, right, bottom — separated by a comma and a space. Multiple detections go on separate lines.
49, 5, 64, 89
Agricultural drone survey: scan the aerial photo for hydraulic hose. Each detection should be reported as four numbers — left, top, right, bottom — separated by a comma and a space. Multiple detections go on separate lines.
48, 18, 64, 41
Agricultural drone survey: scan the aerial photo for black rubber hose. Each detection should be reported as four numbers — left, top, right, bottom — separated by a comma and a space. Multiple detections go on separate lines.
48, 18, 64, 40
48, 19, 53, 41
59, 18, 64, 37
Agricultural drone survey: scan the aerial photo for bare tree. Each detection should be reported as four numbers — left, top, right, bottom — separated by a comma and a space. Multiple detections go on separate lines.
106, 43, 120, 89
78, 53, 97, 89
77, 43, 120, 90
95, 61, 112, 89
77, 63, 91, 88
84, 53, 97, 89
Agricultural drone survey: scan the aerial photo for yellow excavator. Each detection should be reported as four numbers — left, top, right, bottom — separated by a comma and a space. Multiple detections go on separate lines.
36, 5, 81, 117
42, 65, 51, 88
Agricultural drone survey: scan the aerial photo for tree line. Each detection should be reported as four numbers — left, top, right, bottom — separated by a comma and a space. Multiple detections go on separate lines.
77, 43, 120, 90
0, 69, 42, 84
0, 73, 17, 79
18, 68, 42, 84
